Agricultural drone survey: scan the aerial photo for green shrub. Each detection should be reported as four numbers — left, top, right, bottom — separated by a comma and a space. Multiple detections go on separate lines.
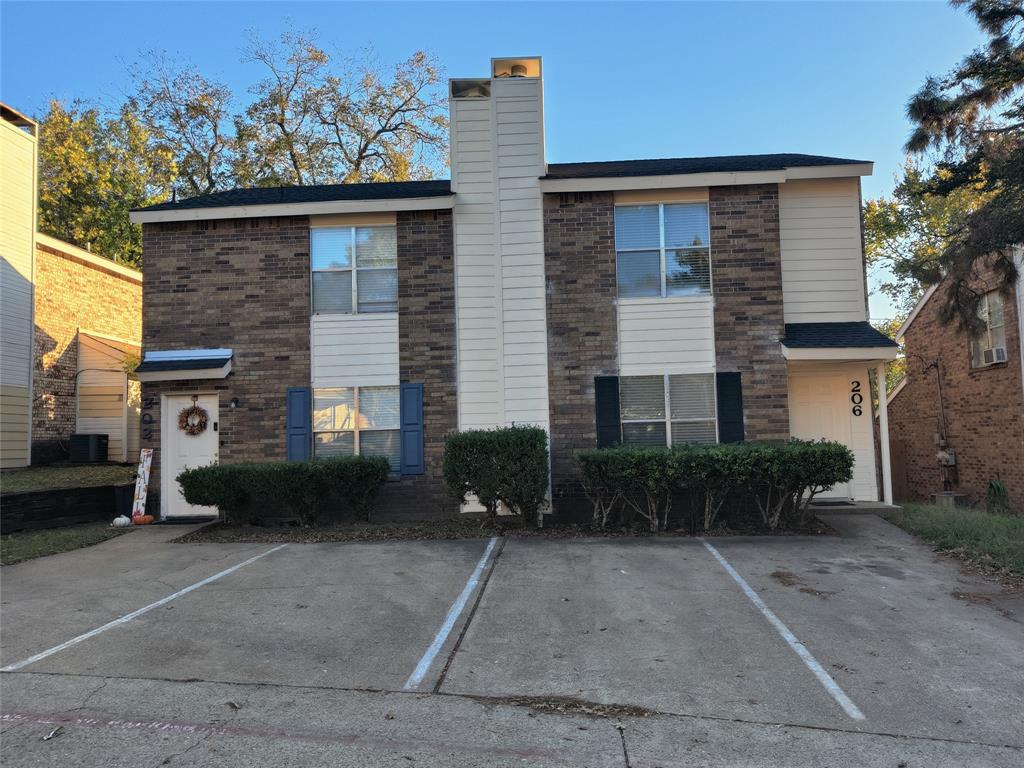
576, 440, 854, 533
443, 425, 549, 527
177, 455, 390, 525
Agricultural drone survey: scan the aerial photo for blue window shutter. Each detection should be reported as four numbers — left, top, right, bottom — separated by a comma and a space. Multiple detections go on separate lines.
286, 387, 311, 461
594, 376, 622, 448
716, 372, 745, 443
400, 383, 425, 475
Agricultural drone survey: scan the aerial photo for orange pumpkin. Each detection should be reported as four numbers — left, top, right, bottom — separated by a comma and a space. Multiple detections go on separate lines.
133, 515, 155, 525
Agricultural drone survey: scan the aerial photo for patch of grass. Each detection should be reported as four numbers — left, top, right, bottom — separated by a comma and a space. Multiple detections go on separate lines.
0, 464, 136, 495
884, 504, 1024, 575
1, 523, 130, 565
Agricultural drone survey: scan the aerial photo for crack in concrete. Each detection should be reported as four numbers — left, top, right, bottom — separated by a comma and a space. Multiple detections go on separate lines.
155, 728, 214, 767
616, 724, 632, 768
6, 669, 1023, 752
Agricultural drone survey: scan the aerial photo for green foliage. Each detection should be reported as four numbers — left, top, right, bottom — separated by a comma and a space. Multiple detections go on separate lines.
177, 456, 390, 525
986, 477, 1012, 514
885, 503, 1024, 574
443, 426, 550, 527
896, 0, 1024, 331
37, 100, 175, 267
576, 440, 855, 533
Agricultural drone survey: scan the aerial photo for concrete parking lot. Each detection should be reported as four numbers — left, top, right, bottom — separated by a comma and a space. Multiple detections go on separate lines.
1, 514, 1021, 767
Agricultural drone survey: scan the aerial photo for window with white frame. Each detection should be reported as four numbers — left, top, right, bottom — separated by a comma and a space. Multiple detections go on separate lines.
312, 386, 401, 469
614, 203, 711, 299
619, 373, 717, 446
311, 226, 398, 314
969, 291, 1007, 368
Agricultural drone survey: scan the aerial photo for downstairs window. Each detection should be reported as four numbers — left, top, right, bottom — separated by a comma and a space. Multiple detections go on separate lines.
619, 373, 718, 447
312, 386, 401, 470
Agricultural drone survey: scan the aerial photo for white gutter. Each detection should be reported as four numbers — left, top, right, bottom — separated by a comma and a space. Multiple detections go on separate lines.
129, 195, 454, 224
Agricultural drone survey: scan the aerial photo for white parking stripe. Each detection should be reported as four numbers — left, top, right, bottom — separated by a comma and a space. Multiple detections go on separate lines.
1, 545, 288, 673
701, 540, 866, 721
403, 537, 499, 691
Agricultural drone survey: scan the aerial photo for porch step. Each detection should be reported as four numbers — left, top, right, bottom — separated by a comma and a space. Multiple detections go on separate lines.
809, 501, 901, 515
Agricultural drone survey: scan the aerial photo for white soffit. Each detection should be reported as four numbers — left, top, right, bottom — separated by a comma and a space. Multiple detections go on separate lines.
781, 345, 900, 362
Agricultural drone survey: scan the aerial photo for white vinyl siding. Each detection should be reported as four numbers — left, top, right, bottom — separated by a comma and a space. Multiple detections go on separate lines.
76, 334, 137, 462
614, 203, 711, 299
969, 292, 1007, 368
779, 178, 867, 323
617, 296, 716, 376
311, 313, 399, 389
620, 373, 718, 447
313, 385, 400, 470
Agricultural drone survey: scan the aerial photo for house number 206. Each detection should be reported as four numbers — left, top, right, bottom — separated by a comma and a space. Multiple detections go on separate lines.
850, 380, 863, 416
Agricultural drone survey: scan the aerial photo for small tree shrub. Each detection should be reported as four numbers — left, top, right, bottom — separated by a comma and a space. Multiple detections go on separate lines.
177, 455, 390, 525
576, 440, 854, 533
443, 426, 549, 527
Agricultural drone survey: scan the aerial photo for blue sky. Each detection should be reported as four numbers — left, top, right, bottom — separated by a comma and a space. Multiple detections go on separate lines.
1, 1, 984, 318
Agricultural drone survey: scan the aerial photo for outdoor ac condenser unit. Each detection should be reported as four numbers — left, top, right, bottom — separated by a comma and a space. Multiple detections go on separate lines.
982, 346, 1008, 365
69, 433, 109, 463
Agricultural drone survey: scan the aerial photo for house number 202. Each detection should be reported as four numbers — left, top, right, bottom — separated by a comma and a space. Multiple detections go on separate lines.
850, 380, 863, 416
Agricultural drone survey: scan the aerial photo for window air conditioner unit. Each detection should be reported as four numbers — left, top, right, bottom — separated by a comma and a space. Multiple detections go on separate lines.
69, 433, 109, 463
982, 347, 1008, 365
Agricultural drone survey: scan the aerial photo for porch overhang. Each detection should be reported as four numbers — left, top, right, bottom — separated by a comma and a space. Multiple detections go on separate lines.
135, 348, 233, 382
781, 321, 899, 362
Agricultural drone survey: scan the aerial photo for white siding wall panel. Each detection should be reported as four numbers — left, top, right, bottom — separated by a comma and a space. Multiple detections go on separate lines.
311, 313, 399, 388
779, 178, 868, 324
617, 297, 716, 375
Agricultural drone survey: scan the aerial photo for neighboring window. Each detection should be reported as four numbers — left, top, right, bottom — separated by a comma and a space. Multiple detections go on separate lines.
312, 385, 401, 470
619, 373, 717, 447
311, 226, 398, 314
614, 203, 711, 298
969, 292, 1007, 368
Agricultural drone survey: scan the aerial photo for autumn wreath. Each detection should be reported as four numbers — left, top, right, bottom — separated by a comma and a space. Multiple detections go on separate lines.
177, 400, 209, 436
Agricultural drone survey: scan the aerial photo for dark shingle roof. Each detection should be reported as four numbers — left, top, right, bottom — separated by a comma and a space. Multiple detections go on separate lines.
543, 153, 868, 180
134, 179, 453, 213
135, 354, 233, 373
782, 322, 898, 349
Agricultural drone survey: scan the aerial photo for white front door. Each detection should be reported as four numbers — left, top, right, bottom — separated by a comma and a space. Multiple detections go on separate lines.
788, 372, 853, 499
163, 394, 219, 519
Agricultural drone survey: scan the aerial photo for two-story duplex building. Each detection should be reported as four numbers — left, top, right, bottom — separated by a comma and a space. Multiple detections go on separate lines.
130, 57, 898, 520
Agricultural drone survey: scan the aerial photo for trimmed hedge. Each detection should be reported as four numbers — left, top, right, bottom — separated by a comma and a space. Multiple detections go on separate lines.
443, 425, 549, 527
177, 456, 390, 525
576, 440, 854, 532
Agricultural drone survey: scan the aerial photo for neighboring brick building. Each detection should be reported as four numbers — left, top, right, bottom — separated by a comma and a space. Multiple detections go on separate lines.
888, 258, 1024, 511
130, 55, 899, 521
31, 233, 142, 462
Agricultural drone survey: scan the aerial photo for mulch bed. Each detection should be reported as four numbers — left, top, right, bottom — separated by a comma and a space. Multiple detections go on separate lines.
174, 516, 835, 544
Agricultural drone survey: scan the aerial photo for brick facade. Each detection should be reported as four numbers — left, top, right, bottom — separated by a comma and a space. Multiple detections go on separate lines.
709, 184, 789, 440
543, 192, 619, 513
384, 209, 459, 518
32, 239, 142, 458
140, 217, 311, 507
888, 275, 1024, 511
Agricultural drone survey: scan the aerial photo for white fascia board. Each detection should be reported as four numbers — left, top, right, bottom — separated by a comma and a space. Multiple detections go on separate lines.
539, 170, 786, 193
538, 163, 874, 194
895, 283, 939, 343
135, 360, 232, 383
129, 196, 454, 224
36, 232, 143, 283
781, 345, 900, 361
887, 376, 908, 402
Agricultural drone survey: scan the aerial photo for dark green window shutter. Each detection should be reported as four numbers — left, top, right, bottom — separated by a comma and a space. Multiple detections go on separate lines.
400, 383, 425, 475
286, 387, 311, 460
716, 372, 744, 443
594, 376, 622, 448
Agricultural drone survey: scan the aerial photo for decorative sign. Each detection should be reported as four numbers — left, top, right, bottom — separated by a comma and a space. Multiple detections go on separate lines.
131, 448, 154, 519
850, 380, 864, 417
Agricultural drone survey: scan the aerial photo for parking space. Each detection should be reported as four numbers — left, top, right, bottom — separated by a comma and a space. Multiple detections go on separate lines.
1, 515, 1022, 766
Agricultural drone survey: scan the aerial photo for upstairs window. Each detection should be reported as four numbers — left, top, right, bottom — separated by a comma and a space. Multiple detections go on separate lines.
614, 203, 711, 299
969, 292, 1007, 368
311, 226, 398, 314
619, 373, 717, 446
312, 385, 401, 470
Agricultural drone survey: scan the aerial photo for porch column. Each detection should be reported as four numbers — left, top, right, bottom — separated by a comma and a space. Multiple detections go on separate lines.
876, 364, 893, 505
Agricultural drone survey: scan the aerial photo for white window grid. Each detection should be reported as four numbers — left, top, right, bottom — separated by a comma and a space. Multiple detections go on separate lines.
614, 202, 712, 298
310, 226, 397, 315
619, 373, 719, 446
313, 386, 399, 456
